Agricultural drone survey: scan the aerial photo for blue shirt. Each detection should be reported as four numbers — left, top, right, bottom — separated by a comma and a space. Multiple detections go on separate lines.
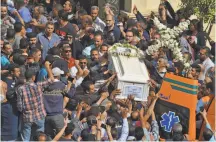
82, 44, 96, 59
37, 67, 48, 82
206, 123, 215, 141
17, 6, 32, 32
37, 32, 61, 60
1, 54, 10, 69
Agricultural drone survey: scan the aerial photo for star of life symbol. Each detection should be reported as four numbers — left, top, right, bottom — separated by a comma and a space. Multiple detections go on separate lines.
160, 111, 180, 132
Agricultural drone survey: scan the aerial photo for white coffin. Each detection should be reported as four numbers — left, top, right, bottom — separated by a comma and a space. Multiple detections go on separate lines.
109, 49, 150, 101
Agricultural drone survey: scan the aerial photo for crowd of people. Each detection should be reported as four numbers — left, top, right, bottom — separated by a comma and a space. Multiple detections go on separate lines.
0, 0, 215, 141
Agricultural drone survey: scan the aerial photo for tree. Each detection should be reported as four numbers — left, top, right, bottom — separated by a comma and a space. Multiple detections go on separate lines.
180, 0, 215, 35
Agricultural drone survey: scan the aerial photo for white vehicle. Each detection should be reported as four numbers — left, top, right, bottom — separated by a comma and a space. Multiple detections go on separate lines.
108, 43, 150, 101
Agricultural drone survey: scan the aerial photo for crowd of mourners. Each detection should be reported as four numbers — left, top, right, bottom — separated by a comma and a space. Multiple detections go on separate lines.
0, 0, 215, 141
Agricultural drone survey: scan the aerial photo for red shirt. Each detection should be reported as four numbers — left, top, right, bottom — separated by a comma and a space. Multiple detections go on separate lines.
64, 57, 75, 69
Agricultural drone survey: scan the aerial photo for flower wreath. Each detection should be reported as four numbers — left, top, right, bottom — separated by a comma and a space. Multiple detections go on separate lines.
108, 43, 143, 58
146, 17, 191, 68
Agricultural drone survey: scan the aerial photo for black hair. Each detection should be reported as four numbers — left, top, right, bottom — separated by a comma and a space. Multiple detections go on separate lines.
191, 64, 201, 73
14, 22, 23, 33
65, 122, 75, 136
78, 8, 87, 16
27, 32, 37, 39
8, 63, 20, 73
48, 47, 61, 56
33, 131, 47, 141
201, 46, 211, 56
88, 106, 100, 117
203, 128, 213, 141
94, 31, 104, 40
65, 99, 78, 111
190, 19, 202, 32
206, 81, 215, 94
81, 80, 94, 92
14, 55, 26, 65
6, 29, 15, 39
58, 9, 69, 21
3, 41, 10, 49
106, 117, 117, 128
126, 29, 134, 36
131, 28, 139, 37
135, 127, 144, 140
25, 69, 36, 80
19, 38, 29, 49
81, 129, 89, 140
172, 132, 184, 141
174, 61, 184, 76
90, 48, 98, 54
78, 55, 87, 60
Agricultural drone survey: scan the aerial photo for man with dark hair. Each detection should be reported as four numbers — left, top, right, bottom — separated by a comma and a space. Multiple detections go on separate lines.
80, 26, 95, 48
37, 22, 61, 60
13, 22, 26, 49
16, 62, 54, 141
5, 29, 16, 46
50, 4, 63, 23
27, 32, 38, 49
19, 38, 29, 54
82, 31, 104, 58
61, 44, 75, 69
187, 64, 201, 80
55, 9, 77, 39
104, 14, 121, 45
198, 47, 214, 81
1, 42, 13, 69
59, 122, 75, 140
63, 0, 74, 21
70, 56, 89, 87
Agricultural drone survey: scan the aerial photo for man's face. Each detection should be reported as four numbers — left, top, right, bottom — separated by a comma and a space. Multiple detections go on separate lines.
91, 9, 98, 20
34, 7, 40, 17
63, 1, 71, 12
33, 50, 41, 62
189, 24, 195, 32
199, 49, 207, 61
157, 58, 165, 68
94, 35, 103, 48
3, 44, 13, 55
30, 37, 37, 45
1, 40, 4, 49
191, 68, 197, 77
100, 45, 108, 54
1, 7, 7, 18
63, 47, 72, 59
106, 15, 114, 27
151, 51, 159, 59
79, 59, 87, 69
91, 50, 99, 61
21, 26, 26, 37
89, 84, 95, 94
12, 68, 21, 78
46, 24, 54, 34
53, 8, 58, 17
126, 31, 134, 43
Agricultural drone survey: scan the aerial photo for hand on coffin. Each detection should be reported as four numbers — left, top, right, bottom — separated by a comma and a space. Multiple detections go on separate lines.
148, 79, 157, 88
111, 89, 121, 96
107, 72, 117, 82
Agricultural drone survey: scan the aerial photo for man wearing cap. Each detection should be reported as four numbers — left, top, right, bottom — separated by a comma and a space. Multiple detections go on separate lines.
44, 66, 76, 139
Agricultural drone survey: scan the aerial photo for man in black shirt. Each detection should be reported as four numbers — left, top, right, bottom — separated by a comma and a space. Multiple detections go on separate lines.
55, 10, 77, 39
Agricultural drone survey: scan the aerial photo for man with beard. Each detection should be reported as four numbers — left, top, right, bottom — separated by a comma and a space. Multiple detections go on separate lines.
198, 47, 214, 81
82, 31, 104, 58
91, 6, 106, 32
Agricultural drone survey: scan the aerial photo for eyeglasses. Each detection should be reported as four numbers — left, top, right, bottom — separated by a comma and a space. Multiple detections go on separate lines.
64, 50, 71, 53
80, 62, 87, 64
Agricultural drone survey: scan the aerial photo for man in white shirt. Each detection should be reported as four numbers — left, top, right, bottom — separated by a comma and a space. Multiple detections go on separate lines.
91, 6, 106, 32
70, 56, 89, 87
198, 47, 214, 81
